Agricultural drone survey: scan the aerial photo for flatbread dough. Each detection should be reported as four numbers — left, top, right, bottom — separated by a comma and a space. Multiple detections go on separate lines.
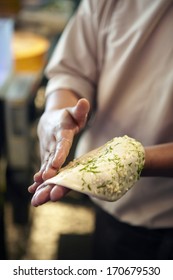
43, 135, 145, 201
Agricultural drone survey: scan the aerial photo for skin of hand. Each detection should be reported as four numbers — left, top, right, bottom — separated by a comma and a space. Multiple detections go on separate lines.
28, 90, 90, 206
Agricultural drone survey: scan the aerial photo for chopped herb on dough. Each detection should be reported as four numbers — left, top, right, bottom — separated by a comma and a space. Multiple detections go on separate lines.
43, 135, 145, 202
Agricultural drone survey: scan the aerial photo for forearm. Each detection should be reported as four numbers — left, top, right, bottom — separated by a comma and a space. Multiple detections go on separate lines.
142, 142, 173, 177
43, 91, 173, 178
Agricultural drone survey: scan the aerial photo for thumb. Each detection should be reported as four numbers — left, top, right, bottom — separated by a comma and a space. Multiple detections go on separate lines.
68, 98, 90, 130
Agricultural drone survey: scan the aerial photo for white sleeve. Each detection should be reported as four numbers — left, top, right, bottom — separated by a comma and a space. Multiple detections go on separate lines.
45, 0, 99, 105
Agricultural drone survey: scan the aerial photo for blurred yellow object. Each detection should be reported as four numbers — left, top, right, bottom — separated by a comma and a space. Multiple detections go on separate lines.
12, 31, 50, 73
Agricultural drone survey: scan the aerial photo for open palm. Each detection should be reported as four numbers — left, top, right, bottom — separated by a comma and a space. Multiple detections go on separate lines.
28, 98, 90, 206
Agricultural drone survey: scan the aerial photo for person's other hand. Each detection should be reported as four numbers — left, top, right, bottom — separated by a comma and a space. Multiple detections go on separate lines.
28, 98, 90, 206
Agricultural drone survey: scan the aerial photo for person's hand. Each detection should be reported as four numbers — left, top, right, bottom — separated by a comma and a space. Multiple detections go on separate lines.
28, 98, 90, 206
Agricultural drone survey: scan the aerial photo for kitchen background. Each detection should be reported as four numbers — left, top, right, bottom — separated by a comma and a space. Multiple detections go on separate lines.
0, 0, 96, 260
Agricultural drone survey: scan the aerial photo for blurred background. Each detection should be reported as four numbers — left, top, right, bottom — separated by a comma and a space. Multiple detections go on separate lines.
0, 0, 96, 260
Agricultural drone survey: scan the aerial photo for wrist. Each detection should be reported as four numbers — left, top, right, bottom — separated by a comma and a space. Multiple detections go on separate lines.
45, 89, 79, 111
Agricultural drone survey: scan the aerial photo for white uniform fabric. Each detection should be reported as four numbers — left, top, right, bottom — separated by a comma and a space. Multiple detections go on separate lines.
45, 0, 173, 229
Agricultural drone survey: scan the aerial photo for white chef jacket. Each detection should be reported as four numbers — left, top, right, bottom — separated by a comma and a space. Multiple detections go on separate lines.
45, 0, 173, 229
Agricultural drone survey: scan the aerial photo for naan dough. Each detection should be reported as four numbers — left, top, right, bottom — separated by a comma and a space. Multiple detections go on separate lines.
43, 135, 145, 201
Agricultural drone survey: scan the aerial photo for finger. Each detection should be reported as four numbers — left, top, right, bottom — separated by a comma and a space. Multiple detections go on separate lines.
42, 137, 73, 182
51, 138, 72, 169
28, 181, 41, 194
50, 185, 70, 201
34, 170, 44, 183
31, 185, 53, 207
41, 147, 64, 181
68, 98, 90, 130
33, 149, 50, 182
41, 150, 57, 181
36, 148, 56, 181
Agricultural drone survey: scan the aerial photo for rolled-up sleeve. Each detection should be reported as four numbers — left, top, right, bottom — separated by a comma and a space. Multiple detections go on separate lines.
45, 0, 98, 105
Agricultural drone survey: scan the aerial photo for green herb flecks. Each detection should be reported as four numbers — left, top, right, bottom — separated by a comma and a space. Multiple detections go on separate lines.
97, 183, 107, 189
79, 158, 101, 174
